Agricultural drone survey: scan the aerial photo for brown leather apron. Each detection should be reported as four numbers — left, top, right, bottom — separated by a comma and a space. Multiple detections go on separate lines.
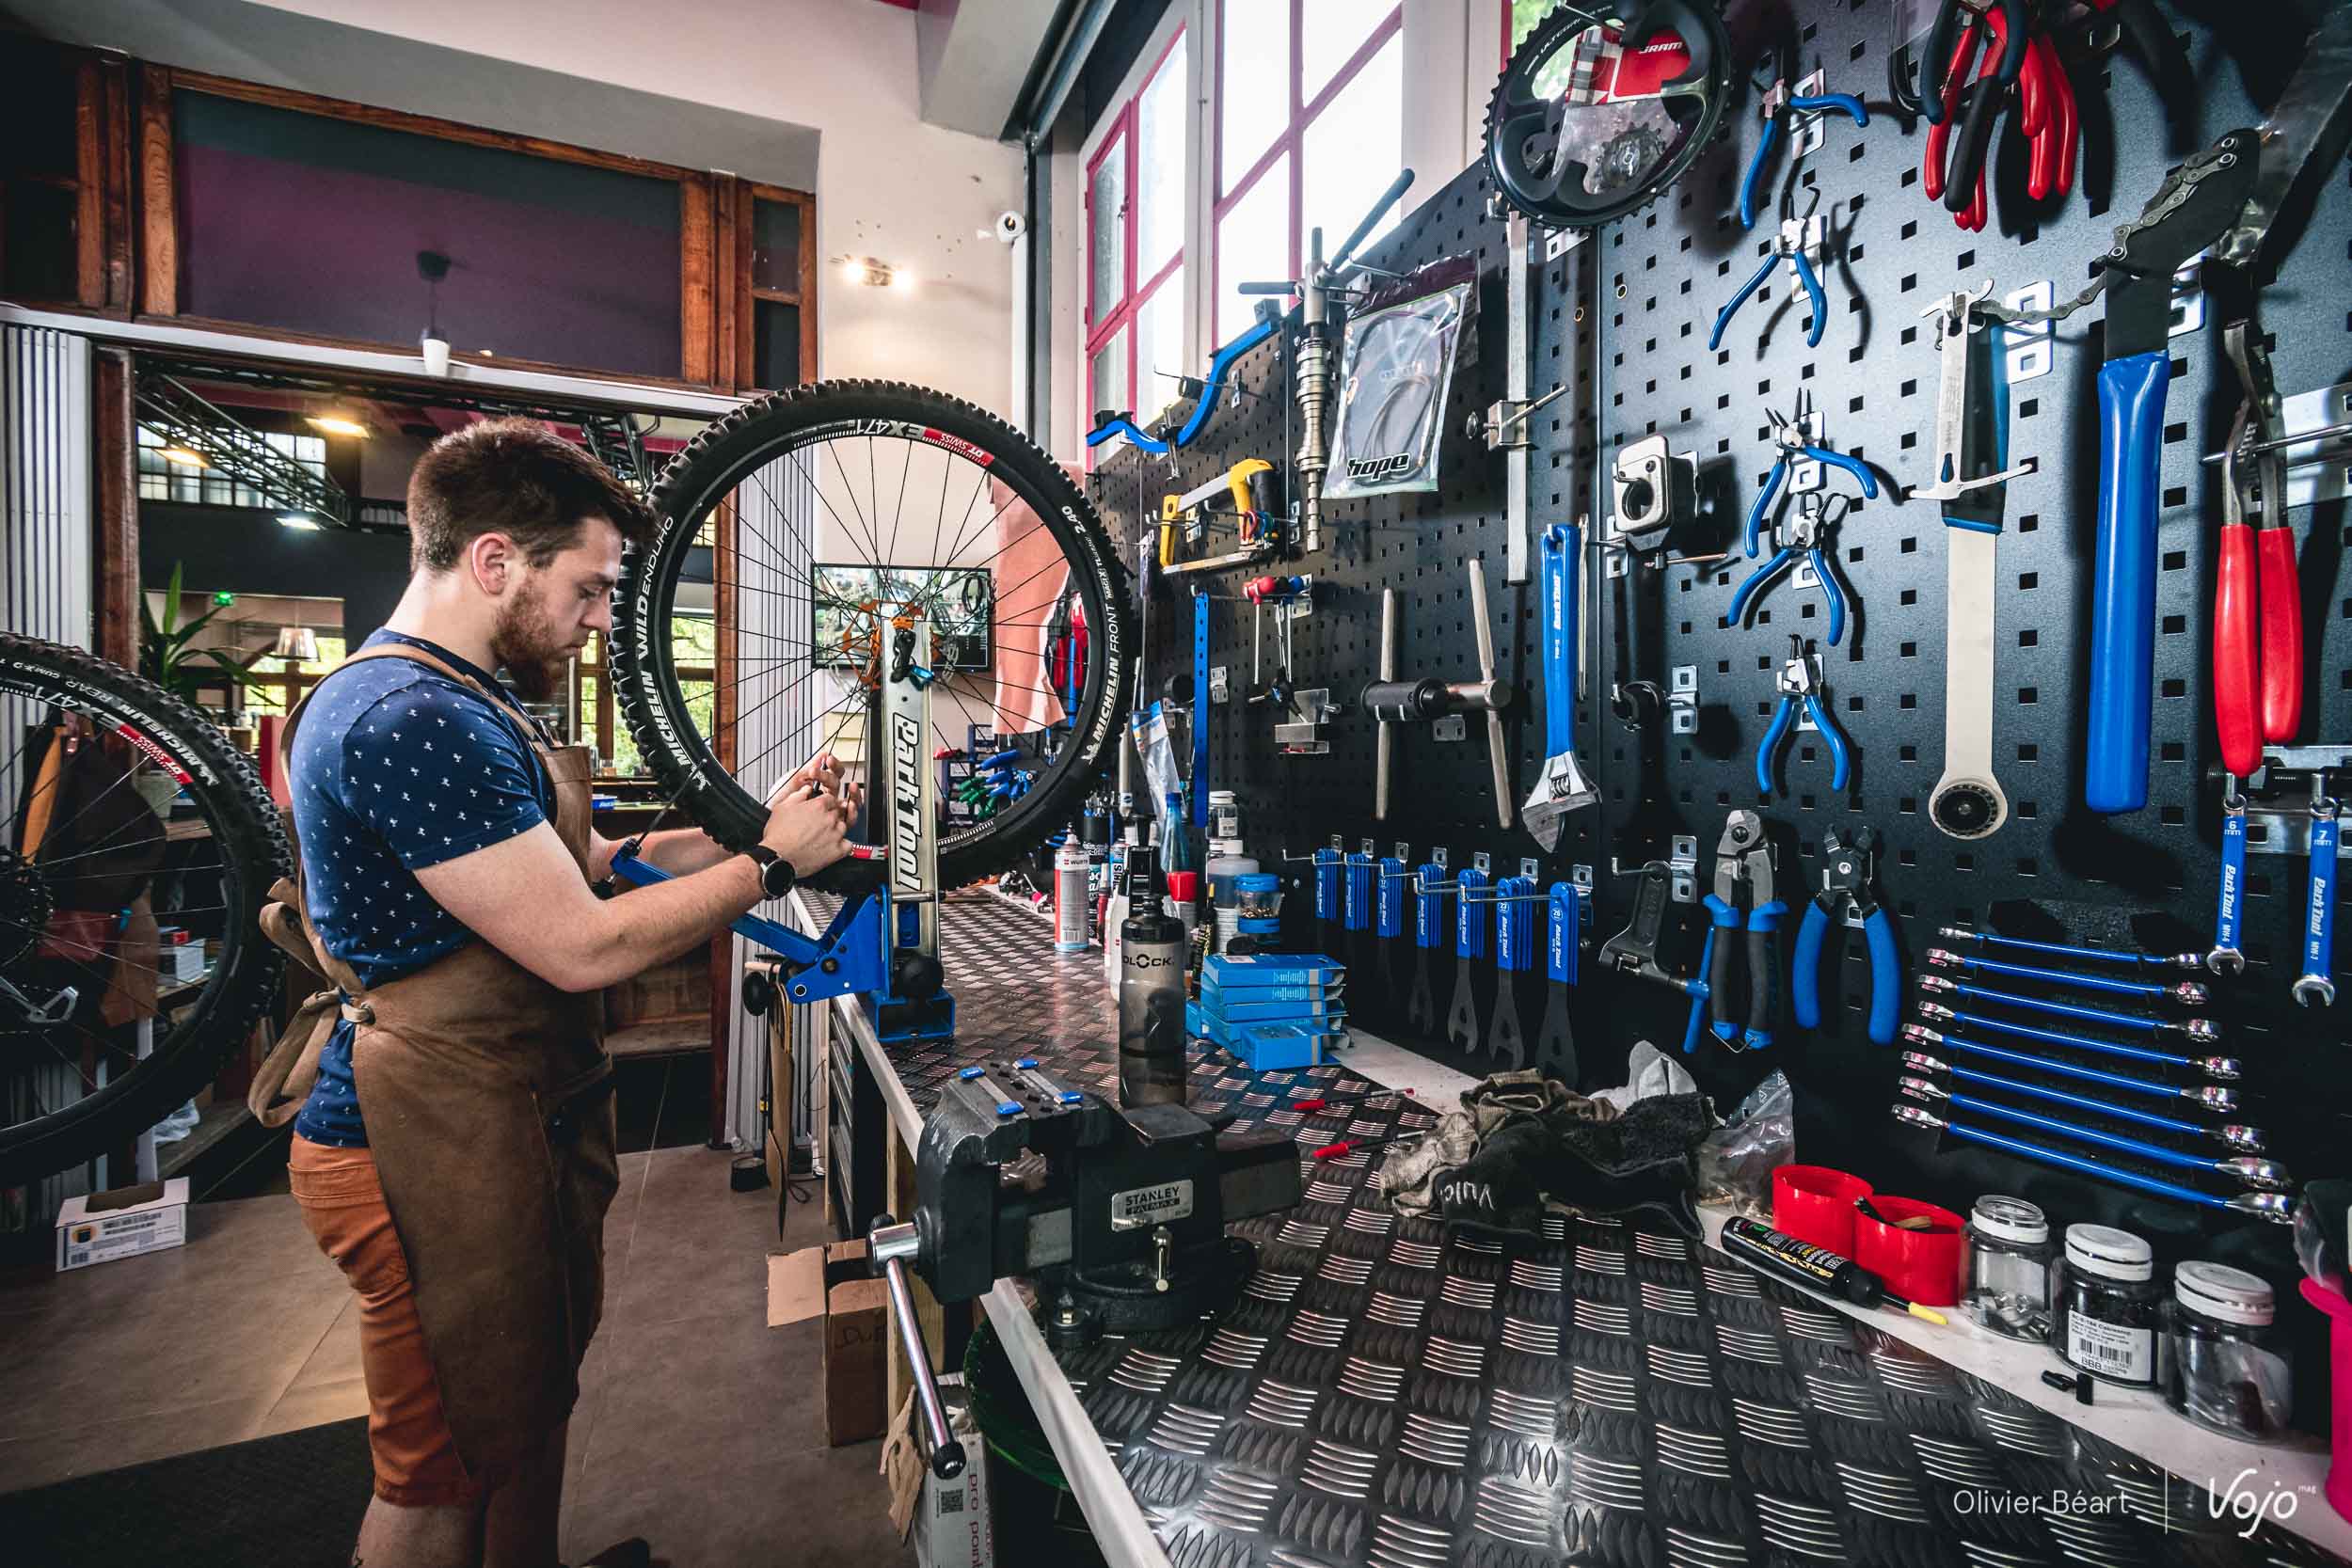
248, 642, 618, 1479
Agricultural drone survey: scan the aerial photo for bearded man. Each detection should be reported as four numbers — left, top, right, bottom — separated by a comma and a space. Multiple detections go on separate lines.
259, 418, 853, 1568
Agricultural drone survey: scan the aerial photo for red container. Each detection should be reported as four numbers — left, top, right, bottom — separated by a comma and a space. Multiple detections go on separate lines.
1851, 1196, 1966, 1307
1772, 1164, 1872, 1256
2300, 1278, 2352, 1523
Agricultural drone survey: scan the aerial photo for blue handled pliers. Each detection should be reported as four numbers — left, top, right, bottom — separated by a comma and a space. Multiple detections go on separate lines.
1711, 216, 1829, 351
1756, 634, 1851, 800
1739, 86, 1869, 231
1724, 405, 1880, 645
1794, 826, 1899, 1045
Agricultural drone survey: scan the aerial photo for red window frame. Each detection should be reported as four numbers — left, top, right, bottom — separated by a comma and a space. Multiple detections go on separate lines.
1085, 26, 1187, 446
1211, 1, 1404, 345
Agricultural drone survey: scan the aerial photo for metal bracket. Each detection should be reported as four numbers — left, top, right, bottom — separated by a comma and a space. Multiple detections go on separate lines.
1610, 435, 1697, 553
1518, 857, 1541, 880
1669, 665, 1699, 736
1473, 851, 1493, 876
1668, 834, 1698, 904
1790, 70, 1829, 158
2003, 281, 2054, 384
1433, 714, 1467, 742
1209, 665, 1232, 705
1571, 863, 1595, 890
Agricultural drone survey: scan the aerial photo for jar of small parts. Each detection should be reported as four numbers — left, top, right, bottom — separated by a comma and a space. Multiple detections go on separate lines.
2164, 1261, 2290, 1441
1963, 1196, 2053, 1342
2053, 1224, 2161, 1387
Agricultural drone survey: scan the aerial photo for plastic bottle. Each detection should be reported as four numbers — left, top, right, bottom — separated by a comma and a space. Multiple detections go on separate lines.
1102, 832, 1135, 989
1117, 844, 1188, 1108
1053, 834, 1090, 953
1205, 838, 1262, 954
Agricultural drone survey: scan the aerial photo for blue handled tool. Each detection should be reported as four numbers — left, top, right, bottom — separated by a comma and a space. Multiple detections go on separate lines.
2296, 776, 2339, 1007
1916, 973, 2217, 1040
1086, 309, 1279, 454
1901, 1024, 2241, 1113
1404, 859, 1453, 1037
1897, 1086, 2288, 1191
1756, 636, 1851, 800
1739, 87, 1869, 230
1935, 925, 2204, 973
1725, 404, 1879, 646
1915, 1000, 2237, 1078
1924, 946, 2207, 1006
1702, 812, 1784, 1049
1446, 863, 1493, 1051
1711, 216, 1827, 351
1893, 1103, 2293, 1225
1903, 1050, 2262, 1149
1792, 827, 1899, 1044
1488, 874, 1539, 1068
1534, 879, 1583, 1085
2209, 784, 2249, 975
1522, 522, 1597, 849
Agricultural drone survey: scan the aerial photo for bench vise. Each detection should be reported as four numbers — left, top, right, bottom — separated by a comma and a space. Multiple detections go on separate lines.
869, 1059, 1299, 1349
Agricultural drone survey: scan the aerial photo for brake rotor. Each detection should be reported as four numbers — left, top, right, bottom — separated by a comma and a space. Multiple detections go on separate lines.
1486, 1, 1733, 229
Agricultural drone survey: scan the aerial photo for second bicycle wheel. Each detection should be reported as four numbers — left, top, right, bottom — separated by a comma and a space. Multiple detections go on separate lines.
612, 380, 1129, 893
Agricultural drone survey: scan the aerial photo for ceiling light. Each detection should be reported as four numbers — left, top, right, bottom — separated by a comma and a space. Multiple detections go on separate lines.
835, 255, 898, 289
306, 414, 371, 438
160, 446, 208, 468
277, 513, 322, 531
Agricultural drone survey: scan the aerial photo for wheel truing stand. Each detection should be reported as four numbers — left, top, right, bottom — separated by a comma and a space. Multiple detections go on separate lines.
608, 615, 955, 1042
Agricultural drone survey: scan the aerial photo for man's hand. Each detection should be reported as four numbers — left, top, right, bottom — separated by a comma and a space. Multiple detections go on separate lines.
769, 752, 862, 815
762, 781, 855, 877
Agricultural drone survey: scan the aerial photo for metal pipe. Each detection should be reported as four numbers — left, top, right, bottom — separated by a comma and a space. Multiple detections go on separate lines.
872, 1221, 965, 1480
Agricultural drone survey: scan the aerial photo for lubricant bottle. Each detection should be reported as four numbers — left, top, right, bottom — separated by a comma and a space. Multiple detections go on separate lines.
1053, 832, 1090, 953
1118, 844, 1188, 1108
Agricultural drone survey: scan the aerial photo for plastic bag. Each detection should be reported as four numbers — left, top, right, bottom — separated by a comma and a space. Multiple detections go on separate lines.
1326, 257, 1474, 499
1130, 702, 1184, 842
1692, 1069, 1792, 1220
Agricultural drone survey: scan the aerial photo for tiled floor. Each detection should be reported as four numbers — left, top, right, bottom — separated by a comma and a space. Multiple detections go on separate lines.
0, 1146, 910, 1566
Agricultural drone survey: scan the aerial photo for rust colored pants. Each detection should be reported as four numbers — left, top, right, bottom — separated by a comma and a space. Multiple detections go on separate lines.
290, 1134, 482, 1506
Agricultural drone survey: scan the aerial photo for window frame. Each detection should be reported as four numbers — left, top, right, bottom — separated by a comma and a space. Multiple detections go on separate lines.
1082, 24, 1188, 446
1211, 1, 1404, 347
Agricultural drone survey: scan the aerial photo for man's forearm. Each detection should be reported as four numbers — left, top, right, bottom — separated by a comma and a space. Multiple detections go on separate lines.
565, 854, 765, 991
631, 826, 736, 876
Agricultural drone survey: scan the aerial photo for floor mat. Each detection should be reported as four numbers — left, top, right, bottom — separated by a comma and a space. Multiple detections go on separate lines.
1, 1417, 372, 1567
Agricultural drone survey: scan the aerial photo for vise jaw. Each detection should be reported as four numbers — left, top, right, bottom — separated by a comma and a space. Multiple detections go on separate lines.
904, 1059, 1300, 1344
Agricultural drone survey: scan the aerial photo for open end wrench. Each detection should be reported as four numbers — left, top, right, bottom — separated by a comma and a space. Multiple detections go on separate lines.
2210, 782, 2248, 975
1901, 1079, 2290, 1189
2296, 776, 2339, 1007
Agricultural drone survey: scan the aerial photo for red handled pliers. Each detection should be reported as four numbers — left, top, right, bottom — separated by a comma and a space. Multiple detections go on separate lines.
1921, 0, 2074, 230
2213, 330, 2302, 779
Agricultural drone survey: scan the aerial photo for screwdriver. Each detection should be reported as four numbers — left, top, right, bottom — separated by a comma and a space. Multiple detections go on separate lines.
1722, 1216, 1949, 1325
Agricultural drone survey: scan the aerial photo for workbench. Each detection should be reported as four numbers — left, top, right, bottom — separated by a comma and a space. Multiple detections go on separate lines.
797, 890, 2352, 1568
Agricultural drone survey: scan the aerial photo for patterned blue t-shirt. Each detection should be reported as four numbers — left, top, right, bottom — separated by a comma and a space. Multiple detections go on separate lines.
289, 631, 555, 1146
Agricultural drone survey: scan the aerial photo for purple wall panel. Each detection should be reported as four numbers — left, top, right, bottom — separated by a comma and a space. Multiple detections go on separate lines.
177, 144, 683, 379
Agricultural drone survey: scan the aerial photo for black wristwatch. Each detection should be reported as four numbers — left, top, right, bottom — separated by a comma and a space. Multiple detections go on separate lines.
742, 844, 798, 899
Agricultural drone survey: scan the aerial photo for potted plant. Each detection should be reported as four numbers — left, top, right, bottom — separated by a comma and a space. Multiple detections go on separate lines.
135, 562, 267, 816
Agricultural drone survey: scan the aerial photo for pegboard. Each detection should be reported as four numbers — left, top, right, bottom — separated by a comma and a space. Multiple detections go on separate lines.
1087, 0, 2350, 1284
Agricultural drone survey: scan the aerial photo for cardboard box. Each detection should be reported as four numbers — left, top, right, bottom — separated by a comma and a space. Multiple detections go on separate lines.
769, 1236, 889, 1445
914, 1388, 993, 1568
56, 1178, 190, 1272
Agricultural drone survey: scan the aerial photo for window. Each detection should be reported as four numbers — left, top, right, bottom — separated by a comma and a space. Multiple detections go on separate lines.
1085, 28, 1188, 443
1214, 2, 1404, 349
135, 425, 328, 510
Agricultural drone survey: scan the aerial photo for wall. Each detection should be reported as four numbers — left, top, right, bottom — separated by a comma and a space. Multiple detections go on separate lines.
241, 0, 1026, 416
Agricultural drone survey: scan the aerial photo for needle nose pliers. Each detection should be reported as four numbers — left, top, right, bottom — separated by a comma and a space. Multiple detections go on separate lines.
1739, 80, 1869, 230
1724, 406, 1880, 645
1701, 810, 1785, 1050
1756, 635, 1851, 800
1711, 214, 1828, 352
1794, 826, 1899, 1044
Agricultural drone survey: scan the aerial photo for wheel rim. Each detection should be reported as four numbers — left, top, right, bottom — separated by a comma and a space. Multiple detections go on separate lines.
0, 653, 275, 1167
617, 394, 1122, 885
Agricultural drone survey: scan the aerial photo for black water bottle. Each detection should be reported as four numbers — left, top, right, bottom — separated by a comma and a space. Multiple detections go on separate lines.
1118, 845, 1187, 1108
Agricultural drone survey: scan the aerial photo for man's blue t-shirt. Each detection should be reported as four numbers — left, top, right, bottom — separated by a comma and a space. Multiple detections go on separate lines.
289, 630, 555, 1147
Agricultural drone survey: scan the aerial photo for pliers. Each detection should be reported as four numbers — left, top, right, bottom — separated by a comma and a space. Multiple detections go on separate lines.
1701, 810, 1786, 1050
2212, 326, 2300, 780
1794, 826, 1899, 1045
1724, 404, 1879, 645
1918, 0, 2033, 230
1738, 79, 1868, 230
1756, 635, 1851, 800
1710, 214, 1827, 352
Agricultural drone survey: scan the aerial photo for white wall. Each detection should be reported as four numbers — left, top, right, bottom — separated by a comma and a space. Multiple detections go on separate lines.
246, 0, 1027, 418
1043, 0, 1498, 462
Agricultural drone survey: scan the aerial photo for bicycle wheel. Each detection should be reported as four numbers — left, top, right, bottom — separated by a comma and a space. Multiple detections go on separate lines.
612, 380, 1129, 893
0, 634, 290, 1185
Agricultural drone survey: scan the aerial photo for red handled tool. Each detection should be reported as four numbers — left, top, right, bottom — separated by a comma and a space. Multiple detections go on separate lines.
2212, 325, 2302, 777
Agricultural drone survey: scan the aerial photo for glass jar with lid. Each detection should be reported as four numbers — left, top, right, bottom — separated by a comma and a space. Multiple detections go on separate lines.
2052, 1223, 2161, 1386
1963, 1196, 2053, 1341
2164, 1261, 2290, 1440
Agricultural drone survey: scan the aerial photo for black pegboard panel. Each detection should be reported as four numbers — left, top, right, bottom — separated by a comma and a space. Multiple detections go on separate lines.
1088, 0, 2350, 1275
